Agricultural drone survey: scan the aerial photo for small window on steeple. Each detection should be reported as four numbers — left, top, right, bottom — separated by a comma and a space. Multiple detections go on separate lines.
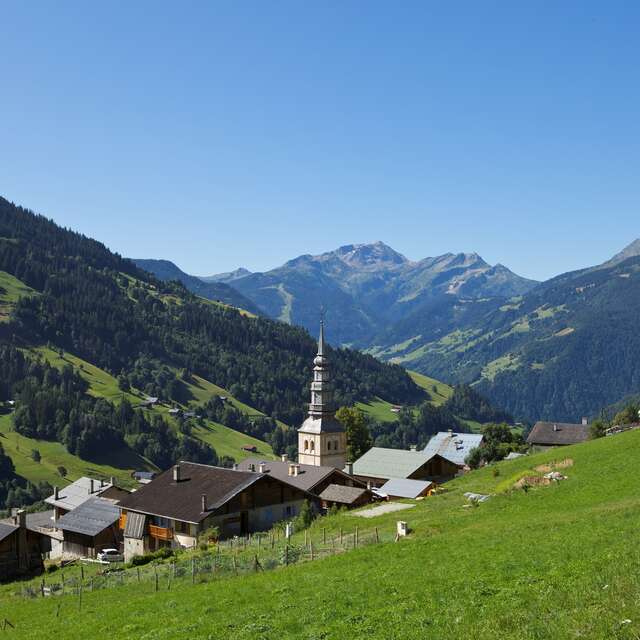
304, 440, 309, 452
310, 441, 315, 453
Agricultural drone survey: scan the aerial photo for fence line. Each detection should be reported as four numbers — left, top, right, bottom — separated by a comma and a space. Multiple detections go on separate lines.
24, 526, 395, 601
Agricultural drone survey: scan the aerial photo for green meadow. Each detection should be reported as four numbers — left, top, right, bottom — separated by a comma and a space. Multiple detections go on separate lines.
5, 429, 640, 639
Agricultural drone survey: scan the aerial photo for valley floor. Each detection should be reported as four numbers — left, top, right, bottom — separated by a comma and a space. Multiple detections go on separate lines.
3, 430, 640, 639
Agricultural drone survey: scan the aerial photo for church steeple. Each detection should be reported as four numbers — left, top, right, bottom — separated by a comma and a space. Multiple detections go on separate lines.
297, 316, 346, 468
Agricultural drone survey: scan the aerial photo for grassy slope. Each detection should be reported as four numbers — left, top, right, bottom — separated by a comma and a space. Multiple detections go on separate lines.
1, 347, 275, 488
7, 430, 640, 639
0, 270, 37, 322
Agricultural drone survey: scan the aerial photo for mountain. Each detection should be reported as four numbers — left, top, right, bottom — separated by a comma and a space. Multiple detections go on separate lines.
224, 241, 537, 345
0, 196, 425, 508
599, 238, 640, 269
133, 259, 261, 315
202, 267, 252, 283
374, 244, 640, 423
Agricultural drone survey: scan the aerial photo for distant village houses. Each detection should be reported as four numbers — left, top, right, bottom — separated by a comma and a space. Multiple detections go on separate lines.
527, 419, 590, 450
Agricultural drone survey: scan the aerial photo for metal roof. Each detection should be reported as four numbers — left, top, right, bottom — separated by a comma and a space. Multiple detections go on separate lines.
55, 497, 120, 537
318, 484, 369, 505
45, 477, 113, 511
351, 447, 432, 480
0, 522, 18, 543
379, 478, 433, 499
422, 432, 484, 466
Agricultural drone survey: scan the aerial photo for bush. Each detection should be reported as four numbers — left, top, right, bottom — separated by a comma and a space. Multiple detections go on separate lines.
45, 563, 59, 574
129, 546, 174, 567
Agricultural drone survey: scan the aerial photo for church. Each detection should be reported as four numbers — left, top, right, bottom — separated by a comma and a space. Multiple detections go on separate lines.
297, 320, 347, 468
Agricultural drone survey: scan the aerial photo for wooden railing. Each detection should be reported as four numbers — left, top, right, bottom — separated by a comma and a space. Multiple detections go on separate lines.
148, 524, 173, 541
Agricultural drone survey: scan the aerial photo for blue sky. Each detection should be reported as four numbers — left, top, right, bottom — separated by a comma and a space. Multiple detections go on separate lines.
1, 2, 639, 281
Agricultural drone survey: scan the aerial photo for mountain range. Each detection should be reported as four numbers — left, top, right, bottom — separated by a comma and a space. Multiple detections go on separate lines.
136, 239, 640, 423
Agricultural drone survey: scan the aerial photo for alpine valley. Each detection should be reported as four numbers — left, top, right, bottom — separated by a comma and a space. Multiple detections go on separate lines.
138, 239, 640, 424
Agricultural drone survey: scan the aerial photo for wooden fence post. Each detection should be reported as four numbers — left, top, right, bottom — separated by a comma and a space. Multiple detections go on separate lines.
375, 527, 379, 543
310, 542, 314, 561
285, 544, 289, 566
323, 528, 326, 545
355, 526, 359, 547
137, 567, 141, 583
339, 528, 343, 545
154, 565, 158, 592
191, 557, 196, 584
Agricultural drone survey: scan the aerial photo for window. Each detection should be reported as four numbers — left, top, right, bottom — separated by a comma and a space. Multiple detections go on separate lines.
175, 520, 189, 534
310, 441, 315, 453
304, 440, 309, 452
327, 440, 331, 451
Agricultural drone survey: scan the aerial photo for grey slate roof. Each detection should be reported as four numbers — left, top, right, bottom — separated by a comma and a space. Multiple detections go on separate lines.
124, 512, 147, 539
45, 477, 113, 511
318, 484, 369, 505
236, 458, 355, 493
423, 432, 483, 467
379, 478, 433, 499
351, 447, 432, 481
55, 497, 120, 537
0, 522, 18, 543
118, 462, 266, 523
527, 422, 590, 446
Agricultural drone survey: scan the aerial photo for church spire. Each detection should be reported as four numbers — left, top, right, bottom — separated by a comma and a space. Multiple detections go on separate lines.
317, 317, 326, 358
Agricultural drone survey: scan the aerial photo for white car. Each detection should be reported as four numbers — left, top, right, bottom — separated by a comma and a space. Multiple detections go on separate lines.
97, 548, 123, 562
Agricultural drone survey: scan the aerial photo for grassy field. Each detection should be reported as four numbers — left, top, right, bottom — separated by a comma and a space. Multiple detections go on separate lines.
0, 271, 36, 322
4, 430, 640, 638
1, 347, 275, 489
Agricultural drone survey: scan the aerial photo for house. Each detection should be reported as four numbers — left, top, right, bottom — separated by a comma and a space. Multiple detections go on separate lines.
241, 445, 258, 453
527, 420, 590, 450
54, 497, 122, 559
350, 447, 460, 487
317, 485, 372, 510
423, 431, 484, 468
237, 457, 366, 497
0, 511, 47, 581
117, 461, 315, 562
378, 478, 435, 500
45, 476, 128, 520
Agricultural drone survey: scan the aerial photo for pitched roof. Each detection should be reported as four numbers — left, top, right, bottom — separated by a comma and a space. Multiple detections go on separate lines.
55, 497, 120, 537
527, 422, 590, 446
118, 462, 265, 524
0, 522, 18, 543
45, 477, 113, 511
318, 484, 369, 505
379, 478, 433, 499
236, 458, 356, 493
423, 432, 483, 466
351, 447, 432, 481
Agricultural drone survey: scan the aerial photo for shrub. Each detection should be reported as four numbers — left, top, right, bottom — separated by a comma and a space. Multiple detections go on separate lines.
129, 546, 174, 567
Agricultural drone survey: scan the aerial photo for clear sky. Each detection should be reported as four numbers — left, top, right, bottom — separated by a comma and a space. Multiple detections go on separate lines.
1, 2, 639, 281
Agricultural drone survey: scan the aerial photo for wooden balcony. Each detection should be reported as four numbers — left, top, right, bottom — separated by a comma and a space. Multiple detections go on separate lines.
119, 514, 127, 530
148, 524, 173, 541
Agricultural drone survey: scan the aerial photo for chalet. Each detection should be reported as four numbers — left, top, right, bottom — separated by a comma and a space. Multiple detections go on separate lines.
350, 447, 460, 487
527, 420, 590, 450
378, 478, 435, 500
0, 511, 47, 581
45, 477, 128, 520
237, 457, 366, 497
423, 431, 484, 468
54, 497, 122, 559
318, 485, 372, 510
118, 462, 315, 562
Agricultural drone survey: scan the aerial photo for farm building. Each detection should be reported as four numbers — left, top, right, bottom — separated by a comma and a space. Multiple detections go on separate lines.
0, 511, 48, 581
118, 462, 315, 562
45, 477, 129, 520
378, 478, 435, 500
527, 421, 590, 450
54, 497, 122, 559
423, 431, 483, 468
350, 447, 460, 487
318, 485, 372, 510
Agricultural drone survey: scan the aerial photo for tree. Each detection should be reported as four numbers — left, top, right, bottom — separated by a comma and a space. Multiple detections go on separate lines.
57, 465, 67, 478
117, 374, 130, 392
31, 449, 41, 463
589, 419, 607, 439
336, 406, 372, 461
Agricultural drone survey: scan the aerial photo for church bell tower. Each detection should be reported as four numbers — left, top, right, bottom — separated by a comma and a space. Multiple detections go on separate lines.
297, 319, 346, 468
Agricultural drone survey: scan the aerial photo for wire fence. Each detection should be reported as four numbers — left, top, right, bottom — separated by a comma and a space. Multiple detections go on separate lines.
20, 525, 396, 603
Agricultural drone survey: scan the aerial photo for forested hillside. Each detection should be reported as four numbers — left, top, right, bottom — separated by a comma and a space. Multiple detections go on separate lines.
0, 196, 425, 508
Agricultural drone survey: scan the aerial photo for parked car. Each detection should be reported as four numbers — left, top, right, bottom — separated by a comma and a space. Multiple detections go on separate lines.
97, 548, 123, 562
